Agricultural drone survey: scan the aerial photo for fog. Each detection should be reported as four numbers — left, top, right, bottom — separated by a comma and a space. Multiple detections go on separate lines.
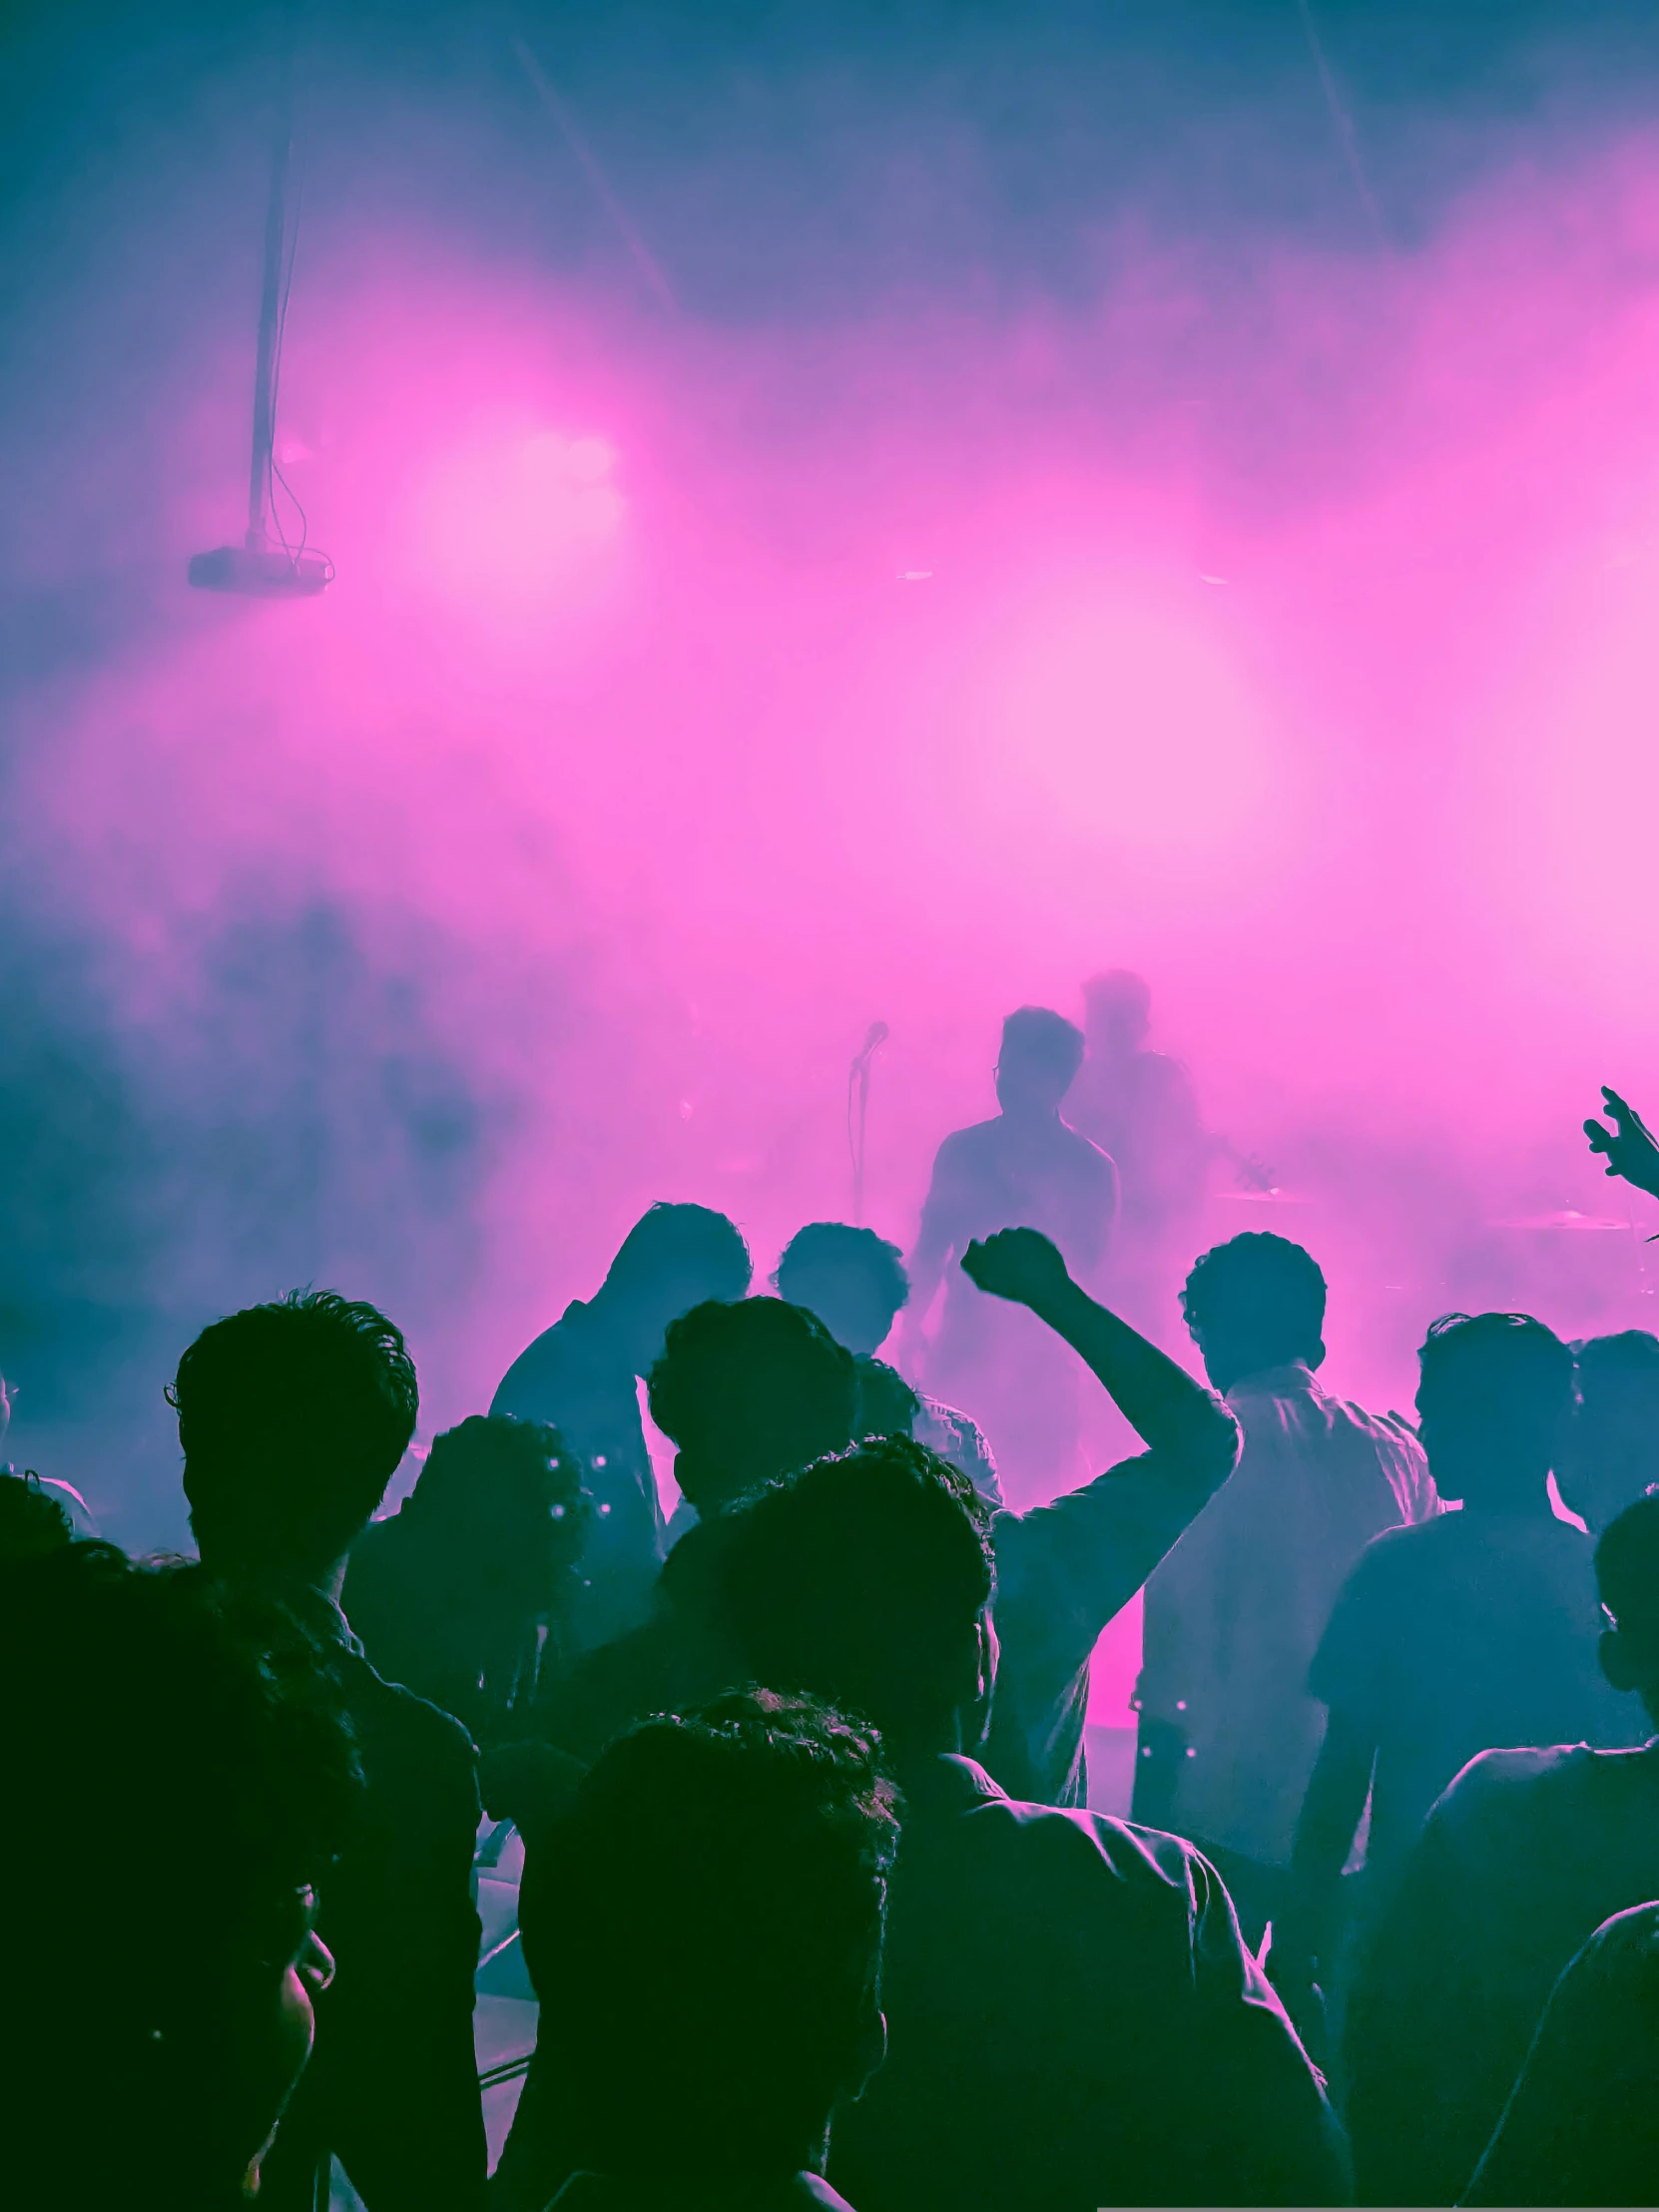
6, 1, 1659, 1684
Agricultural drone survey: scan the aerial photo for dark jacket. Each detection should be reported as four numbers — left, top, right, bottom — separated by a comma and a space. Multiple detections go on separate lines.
260, 1592, 487, 2212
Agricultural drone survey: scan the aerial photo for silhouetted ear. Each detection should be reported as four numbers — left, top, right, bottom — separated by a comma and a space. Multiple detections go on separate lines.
1601, 1625, 1639, 1695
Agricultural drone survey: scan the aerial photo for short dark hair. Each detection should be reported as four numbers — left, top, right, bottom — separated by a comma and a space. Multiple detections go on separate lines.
853, 1356, 924, 1439
1577, 1331, 1659, 1389
999, 1005, 1085, 1086
522, 1688, 898, 2176
412, 1413, 588, 1554
0, 1471, 74, 1560
1182, 1234, 1328, 1363
647, 1298, 858, 1513
409, 1412, 590, 1600
722, 1434, 994, 1742
174, 1290, 419, 1569
1417, 1310, 1575, 1427
776, 1223, 910, 1324
0, 1542, 357, 2199
604, 1203, 752, 1304
1596, 1490, 1659, 1639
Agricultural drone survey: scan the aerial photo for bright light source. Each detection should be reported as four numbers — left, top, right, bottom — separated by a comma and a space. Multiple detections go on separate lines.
407, 422, 625, 627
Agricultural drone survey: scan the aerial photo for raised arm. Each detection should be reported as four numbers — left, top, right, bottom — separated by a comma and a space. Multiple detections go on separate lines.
1585, 1085, 1659, 1199
961, 1226, 1234, 1466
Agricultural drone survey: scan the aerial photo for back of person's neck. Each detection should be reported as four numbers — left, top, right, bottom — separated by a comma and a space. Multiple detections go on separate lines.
998, 1102, 1061, 1132
1215, 1351, 1317, 1393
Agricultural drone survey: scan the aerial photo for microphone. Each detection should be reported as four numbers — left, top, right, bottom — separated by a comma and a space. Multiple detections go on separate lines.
852, 1021, 889, 1069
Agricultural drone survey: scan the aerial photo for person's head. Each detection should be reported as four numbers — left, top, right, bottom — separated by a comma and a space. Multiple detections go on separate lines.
597, 1203, 754, 1372
1415, 1311, 1575, 1508
1083, 968, 1153, 1055
722, 1434, 996, 1760
852, 1356, 924, 1441
647, 1297, 858, 1516
522, 1688, 897, 2183
404, 1413, 590, 1624
174, 1290, 419, 1583
0, 1470, 75, 1560
1564, 1333, 1659, 1531
1596, 1491, 1659, 1724
1181, 1233, 1329, 1392
994, 1005, 1085, 1117
775, 1223, 910, 1357
0, 1542, 356, 2206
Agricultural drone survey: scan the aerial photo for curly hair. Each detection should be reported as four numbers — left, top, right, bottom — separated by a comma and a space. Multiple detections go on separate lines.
174, 1289, 419, 1568
722, 1432, 994, 1743
0, 1471, 74, 1561
647, 1297, 858, 1513
523, 1686, 897, 2176
776, 1222, 910, 1326
1181, 1233, 1328, 1364
411, 1412, 590, 1569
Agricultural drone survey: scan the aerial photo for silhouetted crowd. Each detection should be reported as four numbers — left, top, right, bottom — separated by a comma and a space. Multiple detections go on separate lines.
13, 1015, 1659, 2209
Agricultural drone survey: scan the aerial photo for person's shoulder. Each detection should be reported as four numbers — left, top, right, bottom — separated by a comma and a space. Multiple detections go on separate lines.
1060, 1121, 1117, 1175
490, 1304, 586, 1413
1316, 1387, 1421, 1449
338, 1645, 480, 1775
1348, 1514, 1440, 1573
1432, 1743, 1594, 1833
961, 1778, 1212, 1903
938, 1116, 999, 1156
1577, 1899, 1659, 1975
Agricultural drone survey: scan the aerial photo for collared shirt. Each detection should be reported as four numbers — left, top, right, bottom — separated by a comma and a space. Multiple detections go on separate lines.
1347, 1739, 1659, 2208
984, 1393, 1242, 1808
491, 1299, 665, 1654
257, 1582, 488, 2212
828, 1755, 1348, 2212
1137, 1362, 1436, 1864
910, 1390, 1004, 1511
543, 1397, 1239, 1815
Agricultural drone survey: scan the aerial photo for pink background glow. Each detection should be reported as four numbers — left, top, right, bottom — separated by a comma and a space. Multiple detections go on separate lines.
16, 122, 1659, 1708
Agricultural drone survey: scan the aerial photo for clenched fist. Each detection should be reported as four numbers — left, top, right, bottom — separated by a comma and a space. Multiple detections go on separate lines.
960, 1227, 1075, 1311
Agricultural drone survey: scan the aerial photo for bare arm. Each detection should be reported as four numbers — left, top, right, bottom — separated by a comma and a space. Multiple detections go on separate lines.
1285, 1705, 1376, 1961
961, 1227, 1234, 1464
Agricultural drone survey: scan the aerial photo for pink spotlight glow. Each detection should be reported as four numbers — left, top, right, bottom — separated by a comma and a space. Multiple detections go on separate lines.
405, 418, 625, 628
977, 583, 1278, 859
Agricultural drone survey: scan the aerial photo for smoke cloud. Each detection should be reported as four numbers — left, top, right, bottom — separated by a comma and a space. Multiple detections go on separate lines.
6, 9, 1659, 1645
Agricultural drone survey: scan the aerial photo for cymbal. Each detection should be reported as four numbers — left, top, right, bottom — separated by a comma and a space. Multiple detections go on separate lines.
1217, 1188, 1310, 1205
1489, 1209, 1628, 1232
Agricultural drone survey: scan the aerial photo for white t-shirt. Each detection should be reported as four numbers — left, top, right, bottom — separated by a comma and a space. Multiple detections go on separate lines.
1138, 1363, 1435, 1864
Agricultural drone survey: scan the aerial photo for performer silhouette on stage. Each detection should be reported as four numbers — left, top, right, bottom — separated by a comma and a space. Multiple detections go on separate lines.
1068, 970, 1211, 1335
906, 1006, 1117, 1500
